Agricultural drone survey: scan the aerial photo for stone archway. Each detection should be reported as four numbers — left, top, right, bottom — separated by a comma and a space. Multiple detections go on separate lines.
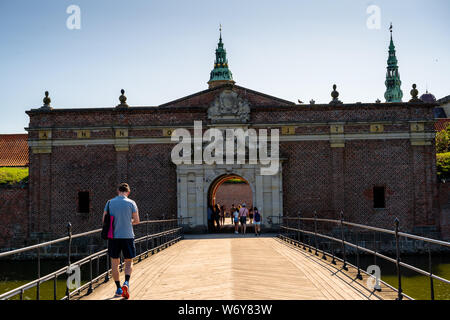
176, 164, 283, 232
207, 174, 253, 208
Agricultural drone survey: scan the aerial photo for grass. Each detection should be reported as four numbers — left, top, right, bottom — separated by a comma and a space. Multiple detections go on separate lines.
0, 167, 29, 185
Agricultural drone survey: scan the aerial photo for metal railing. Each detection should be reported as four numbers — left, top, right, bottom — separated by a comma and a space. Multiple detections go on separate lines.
279, 211, 450, 300
0, 216, 191, 300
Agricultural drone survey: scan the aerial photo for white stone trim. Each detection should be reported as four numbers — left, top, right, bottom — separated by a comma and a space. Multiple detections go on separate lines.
27, 131, 435, 148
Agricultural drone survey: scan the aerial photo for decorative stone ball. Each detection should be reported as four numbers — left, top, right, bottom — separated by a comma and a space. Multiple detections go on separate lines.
410, 84, 419, 99
331, 85, 339, 99
43, 91, 51, 105
119, 89, 127, 104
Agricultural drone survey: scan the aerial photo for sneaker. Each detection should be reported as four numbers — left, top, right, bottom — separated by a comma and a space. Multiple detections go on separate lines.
121, 281, 130, 299
235, 231, 238, 234
114, 287, 123, 297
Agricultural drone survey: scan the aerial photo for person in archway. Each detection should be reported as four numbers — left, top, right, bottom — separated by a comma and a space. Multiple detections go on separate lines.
239, 203, 249, 235
214, 203, 221, 231
230, 204, 236, 224
254, 207, 261, 236
220, 205, 226, 226
233, 207, 239, 234
207, 205, 214, 233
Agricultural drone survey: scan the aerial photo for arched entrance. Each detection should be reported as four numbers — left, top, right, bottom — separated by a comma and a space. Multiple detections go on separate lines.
207, 174, 252, 208
175, 163, 283, 232
207, 174, 253, 231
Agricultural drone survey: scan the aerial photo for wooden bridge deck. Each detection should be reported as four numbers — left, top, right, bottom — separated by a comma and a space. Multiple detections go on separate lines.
80, 234, 399, 300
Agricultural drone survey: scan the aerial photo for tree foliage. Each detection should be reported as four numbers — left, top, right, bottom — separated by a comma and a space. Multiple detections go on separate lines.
0, 167, 29, 185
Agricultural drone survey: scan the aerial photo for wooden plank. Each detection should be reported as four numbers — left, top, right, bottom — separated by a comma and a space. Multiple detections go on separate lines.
80, 235, 395, 300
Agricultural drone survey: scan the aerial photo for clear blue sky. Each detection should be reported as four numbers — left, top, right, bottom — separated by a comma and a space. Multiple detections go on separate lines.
0, 0, 449, 133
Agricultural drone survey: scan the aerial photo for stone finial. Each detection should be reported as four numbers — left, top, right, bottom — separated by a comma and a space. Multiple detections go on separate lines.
40, 91, 53, 110
330, 84, 342, 104
409, 84, 422, 103
310, 99, 316, 105
117, 89, 129, 108
376, 99, 381, 104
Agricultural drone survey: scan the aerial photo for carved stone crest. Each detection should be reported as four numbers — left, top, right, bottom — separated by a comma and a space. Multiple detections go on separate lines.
208, 90, 250, 123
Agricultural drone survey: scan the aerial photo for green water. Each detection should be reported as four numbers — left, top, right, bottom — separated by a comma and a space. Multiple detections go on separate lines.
0, 259, 102, 300
351, 254, 450, 300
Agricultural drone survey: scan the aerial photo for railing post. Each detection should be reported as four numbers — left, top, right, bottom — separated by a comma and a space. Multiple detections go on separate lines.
146, 214, 150, 257
180, 216, 185, 240
65, 222, 72, 300
394, 218, 403, 300
331, 241, 336, 265
53, 274, 57, 300
36, 239, 40, 300
308, 233, 312, 253
373, 232, 377, 267
356, 231, 362, 280
105, 251, 110, 283
314, 211, 319, 256
428, 246, 435, 300
278, 213, 282, 235
87, 257, 93, 295
96, 255, 100, 279
340, 211, 348, 271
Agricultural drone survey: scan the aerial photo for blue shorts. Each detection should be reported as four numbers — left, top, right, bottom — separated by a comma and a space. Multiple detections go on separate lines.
108, 239, 136, 259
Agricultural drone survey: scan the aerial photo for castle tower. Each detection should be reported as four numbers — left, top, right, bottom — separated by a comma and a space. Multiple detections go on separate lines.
208, 26, 235, 88
384, 24, 403, 102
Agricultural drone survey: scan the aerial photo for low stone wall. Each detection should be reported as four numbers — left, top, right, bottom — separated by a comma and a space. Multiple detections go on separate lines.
0, 185, 29, 249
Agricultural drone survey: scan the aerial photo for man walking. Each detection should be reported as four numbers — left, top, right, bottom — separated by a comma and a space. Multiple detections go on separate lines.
239, 203, 249, 235
103, 183, 140, 299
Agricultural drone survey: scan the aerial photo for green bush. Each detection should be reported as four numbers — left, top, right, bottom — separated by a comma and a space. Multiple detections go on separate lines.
436, 153, 450, 181
436, 129, 450, 153
0, 167, 29, 185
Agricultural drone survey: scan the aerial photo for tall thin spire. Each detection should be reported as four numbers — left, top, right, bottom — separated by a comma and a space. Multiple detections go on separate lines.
208, 25, 235, 88
384, 23, 403, 102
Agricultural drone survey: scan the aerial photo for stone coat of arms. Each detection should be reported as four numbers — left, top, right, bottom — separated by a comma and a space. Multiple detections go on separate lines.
208, 90, 250, 123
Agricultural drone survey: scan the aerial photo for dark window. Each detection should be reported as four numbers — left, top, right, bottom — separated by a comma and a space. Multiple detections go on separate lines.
373, 187, 385, 209
78, 191, 90, 213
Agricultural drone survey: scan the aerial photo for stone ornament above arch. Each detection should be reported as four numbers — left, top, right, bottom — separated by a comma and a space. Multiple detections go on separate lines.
207, 90, 250, 124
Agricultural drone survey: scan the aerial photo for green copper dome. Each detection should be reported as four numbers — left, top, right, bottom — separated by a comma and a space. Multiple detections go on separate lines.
208, 27, 235, 88
384, 24, 403, 102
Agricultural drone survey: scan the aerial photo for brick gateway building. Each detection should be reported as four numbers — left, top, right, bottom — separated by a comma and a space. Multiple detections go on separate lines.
25, 31, 440, 238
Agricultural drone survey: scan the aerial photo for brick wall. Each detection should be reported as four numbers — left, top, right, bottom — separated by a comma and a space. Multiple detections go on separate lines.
214, 183, 253, 213
25, 85, 440, 240
29, 143, 178, 237
0, 186, 29, 248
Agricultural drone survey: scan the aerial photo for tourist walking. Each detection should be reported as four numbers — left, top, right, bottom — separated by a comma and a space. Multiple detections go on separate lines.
207, 205, 214, 233
233, 208, 239, 234
102, 183, 139, 299
214, 204, 221, 231
230, 204, 236, 224
254, 207, 261, 236
220, 205, 226, 226
239, 203, 249, 235
249, 207, 254, 224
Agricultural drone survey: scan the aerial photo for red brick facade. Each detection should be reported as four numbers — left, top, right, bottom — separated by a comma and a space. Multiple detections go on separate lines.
23, 84, 440, 239
0, 186, 29, 248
